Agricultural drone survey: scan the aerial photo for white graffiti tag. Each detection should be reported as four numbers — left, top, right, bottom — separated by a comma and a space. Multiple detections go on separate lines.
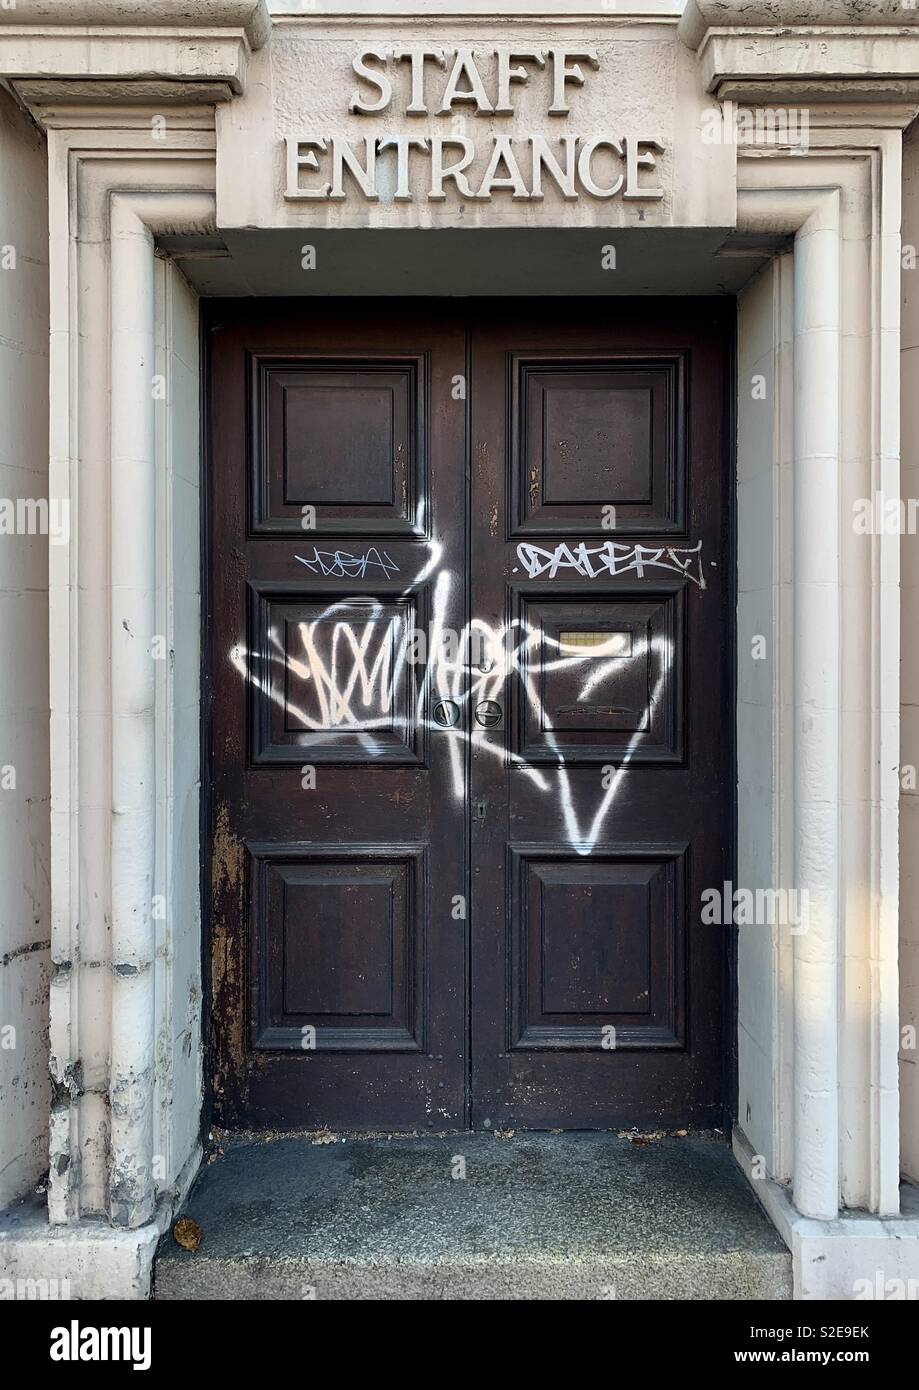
516, 540, 706, 588
295, 546, 400, 580
229, 532, 708, 853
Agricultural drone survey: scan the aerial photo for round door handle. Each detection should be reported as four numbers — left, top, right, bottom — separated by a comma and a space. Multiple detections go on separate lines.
432, 699, 461, 728
474, 700, 502, 727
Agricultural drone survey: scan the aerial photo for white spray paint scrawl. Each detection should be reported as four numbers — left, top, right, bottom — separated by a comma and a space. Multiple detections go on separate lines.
296, 545, 400, 579
230, 536, 704, 852
516, 539, 705, 587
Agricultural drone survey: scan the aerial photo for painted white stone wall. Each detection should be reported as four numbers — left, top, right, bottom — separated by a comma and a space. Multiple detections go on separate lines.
153, 260, 202, 1197
0, 86, 50, 1209
901, 118, 919, 1189
735, 255, 793, 1185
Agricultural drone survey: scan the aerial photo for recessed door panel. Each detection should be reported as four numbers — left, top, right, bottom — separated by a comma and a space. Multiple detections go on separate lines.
510, 586, 685, 764
509, 845, 687, 1051
250, 844, 426, 1052
510, 355, 686, 536
251, 354, 426, 536
248, 583, 429, 765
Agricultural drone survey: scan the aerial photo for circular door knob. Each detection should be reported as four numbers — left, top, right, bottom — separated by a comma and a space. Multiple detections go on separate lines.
432, 699, 460, 728
474, 700, 502, 727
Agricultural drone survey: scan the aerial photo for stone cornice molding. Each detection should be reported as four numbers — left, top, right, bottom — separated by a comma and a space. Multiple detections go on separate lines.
0, 1, 270, 49
0, 0, 270, 114
681, 0, 919, 50
4, 2, 919, 117
680, 2, 919, 108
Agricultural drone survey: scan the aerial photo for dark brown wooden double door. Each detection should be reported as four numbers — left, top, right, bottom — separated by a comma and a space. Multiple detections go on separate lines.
206, 300, 732, 1132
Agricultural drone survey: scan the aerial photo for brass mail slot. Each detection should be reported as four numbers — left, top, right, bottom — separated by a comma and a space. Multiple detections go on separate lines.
557, 630, 632, 657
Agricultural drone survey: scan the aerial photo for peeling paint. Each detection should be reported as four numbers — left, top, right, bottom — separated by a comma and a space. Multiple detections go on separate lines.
113, 961, 145, 977
209, 802, 247, 1116
49, 1059, 84, 1109
0, 938, 50, 968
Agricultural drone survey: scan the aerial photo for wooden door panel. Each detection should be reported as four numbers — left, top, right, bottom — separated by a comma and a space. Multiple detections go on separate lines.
509, 354, 686, 536
250, 843, 426, 1052
251, 353, 426, 536
248, 582, 428, 765
508, 845, 687, 1052
207, 303, 466, 1130
509, 584, 685, 764
470, 302, 732, 1130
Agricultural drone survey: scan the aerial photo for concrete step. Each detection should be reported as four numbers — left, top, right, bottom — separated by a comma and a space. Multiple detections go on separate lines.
154, 1131, 792, 1301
